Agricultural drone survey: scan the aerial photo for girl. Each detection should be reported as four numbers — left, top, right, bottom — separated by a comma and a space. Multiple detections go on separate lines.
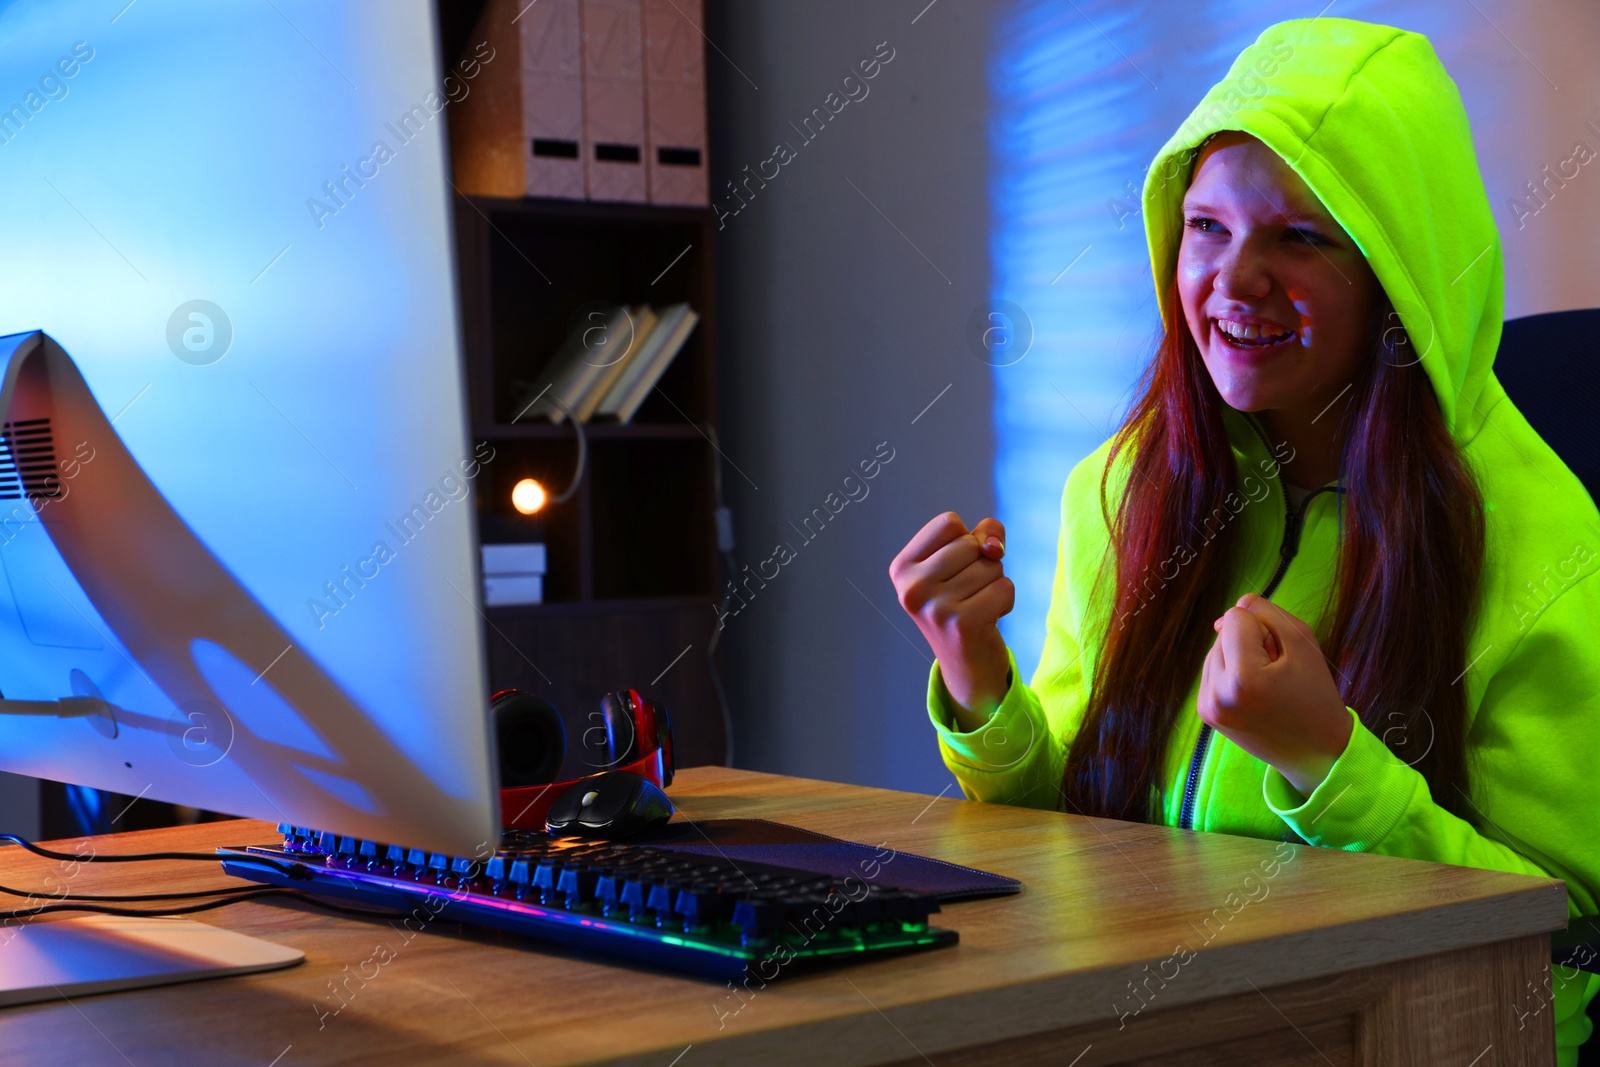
891, 17, 1600, 1062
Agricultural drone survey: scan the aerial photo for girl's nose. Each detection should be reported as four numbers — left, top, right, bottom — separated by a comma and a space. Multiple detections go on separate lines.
1213, 244, 1272, 300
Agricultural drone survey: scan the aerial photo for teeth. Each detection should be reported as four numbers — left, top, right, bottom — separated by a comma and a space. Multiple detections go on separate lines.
1217, 318, 1293, 344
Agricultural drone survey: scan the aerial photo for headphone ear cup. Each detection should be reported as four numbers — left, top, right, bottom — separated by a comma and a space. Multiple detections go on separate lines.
491, 690, 566, 788
652, 700, 674, 787
591, 690, 641, 770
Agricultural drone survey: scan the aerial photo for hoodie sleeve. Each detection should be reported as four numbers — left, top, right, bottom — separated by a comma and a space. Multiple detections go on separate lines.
1261, 569, 1600, 919
926, 641, 1073, 811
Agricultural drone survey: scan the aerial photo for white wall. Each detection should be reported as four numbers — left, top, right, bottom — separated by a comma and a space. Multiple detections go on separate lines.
706, 1, 999, 792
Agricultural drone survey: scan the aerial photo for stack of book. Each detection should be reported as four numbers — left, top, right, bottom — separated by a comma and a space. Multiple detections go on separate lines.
510, 302, 700, 425
483, 543, 547, 606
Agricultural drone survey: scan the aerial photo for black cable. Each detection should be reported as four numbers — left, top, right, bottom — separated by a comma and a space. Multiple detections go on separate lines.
0, 833, 299, 876
0, 834, 442, 927
0, 888, 411, 923
704, 423, 737, 767
0, 880, 268, 904
0, 833, 410, 919
706, 580, 735, 767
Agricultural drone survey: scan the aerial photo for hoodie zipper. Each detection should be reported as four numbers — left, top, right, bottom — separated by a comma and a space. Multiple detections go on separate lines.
1176, 419, 1341, 831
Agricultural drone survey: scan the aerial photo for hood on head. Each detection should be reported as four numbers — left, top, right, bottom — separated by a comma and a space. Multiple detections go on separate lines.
1141, 17, 1503, 442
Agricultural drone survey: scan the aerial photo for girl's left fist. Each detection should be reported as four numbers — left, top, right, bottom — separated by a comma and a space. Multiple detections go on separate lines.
1196, 593, 1353, 796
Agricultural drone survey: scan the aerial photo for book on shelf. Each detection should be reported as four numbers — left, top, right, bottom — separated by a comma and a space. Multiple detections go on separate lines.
596, 303, 700, 423
580, 301, 680, 420
509, 302, 699, 425
574, 304, 657, 422
510, 304, 635, 424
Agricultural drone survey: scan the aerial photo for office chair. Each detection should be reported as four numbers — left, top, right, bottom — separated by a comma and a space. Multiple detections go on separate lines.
1495, 308, 1600, 1065
1496, 307, 1600, 502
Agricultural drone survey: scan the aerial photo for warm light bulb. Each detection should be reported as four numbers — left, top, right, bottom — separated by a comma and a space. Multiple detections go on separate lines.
511, 478, 547, 515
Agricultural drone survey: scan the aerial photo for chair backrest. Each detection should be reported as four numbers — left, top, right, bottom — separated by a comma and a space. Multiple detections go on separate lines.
1497, 309, 1600, 970
1493, 308, 1600, 502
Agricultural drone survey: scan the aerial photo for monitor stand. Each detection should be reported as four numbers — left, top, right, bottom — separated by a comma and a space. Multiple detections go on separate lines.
0, 914, 303, 1007
0, 330, 309, 1000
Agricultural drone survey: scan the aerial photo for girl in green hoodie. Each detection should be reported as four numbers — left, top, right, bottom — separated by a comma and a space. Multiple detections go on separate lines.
891, 17, 1600, 1063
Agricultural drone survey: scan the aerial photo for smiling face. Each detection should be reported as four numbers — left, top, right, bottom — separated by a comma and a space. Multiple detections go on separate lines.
1177, 131, 1382, 428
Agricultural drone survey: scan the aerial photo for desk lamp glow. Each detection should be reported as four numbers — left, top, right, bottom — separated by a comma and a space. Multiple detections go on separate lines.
512, 478, 548, 515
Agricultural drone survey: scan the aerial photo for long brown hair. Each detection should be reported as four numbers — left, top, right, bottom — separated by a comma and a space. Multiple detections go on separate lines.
1059, 274, 1484, 823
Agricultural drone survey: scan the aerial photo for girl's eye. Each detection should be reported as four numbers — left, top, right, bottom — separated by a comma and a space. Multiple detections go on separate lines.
1184, 215, 1220, 233
1285, 227, 1323, 244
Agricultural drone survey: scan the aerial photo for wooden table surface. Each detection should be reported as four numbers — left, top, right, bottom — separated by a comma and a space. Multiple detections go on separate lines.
0, 766, 1568, 1066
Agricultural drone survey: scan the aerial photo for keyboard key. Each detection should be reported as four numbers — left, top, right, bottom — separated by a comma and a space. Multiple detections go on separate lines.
556, 866, 598, 908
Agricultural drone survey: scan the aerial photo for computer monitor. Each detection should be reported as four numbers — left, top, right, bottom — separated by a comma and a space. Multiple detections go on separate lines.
0, 0, 499, 857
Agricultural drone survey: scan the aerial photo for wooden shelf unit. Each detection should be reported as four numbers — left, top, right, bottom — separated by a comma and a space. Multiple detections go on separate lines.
452, 194, 727, 770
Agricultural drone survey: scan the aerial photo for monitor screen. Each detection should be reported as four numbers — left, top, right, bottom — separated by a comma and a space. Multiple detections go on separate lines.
0, 0, 499, 854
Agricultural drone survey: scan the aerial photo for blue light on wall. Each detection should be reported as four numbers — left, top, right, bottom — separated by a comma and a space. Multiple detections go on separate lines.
986, 0, 1166, 681
986, 0, 1291, 681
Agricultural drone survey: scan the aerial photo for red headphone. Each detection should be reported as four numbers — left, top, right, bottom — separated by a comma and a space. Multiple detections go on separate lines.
491, 687, 675, 832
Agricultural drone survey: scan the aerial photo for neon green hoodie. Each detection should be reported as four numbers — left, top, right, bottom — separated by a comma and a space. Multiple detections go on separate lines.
928, 17, 1600, 1060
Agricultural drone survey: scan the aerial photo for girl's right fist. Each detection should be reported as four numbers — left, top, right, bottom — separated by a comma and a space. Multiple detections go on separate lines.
889, 512, 1015, 723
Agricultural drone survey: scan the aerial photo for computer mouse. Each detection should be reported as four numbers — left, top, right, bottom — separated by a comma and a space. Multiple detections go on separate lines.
545, 771, 674, 839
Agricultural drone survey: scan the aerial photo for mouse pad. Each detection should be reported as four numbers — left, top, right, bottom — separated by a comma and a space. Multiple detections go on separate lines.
631, 818, 1023, 901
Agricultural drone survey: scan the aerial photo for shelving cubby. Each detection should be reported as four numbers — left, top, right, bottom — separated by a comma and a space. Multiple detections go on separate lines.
453, 194, 727, 770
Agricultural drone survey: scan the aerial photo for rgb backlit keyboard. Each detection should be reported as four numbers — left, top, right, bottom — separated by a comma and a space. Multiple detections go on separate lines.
217, 826, 957, 981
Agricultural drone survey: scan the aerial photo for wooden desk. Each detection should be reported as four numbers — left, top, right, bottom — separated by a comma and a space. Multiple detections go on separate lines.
0, 767, 1566, 1065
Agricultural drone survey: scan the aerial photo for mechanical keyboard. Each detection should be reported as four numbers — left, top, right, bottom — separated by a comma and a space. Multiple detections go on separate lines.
217, 826, 957, 981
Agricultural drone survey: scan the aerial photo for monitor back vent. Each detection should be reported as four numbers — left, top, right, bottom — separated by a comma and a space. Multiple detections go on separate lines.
0, 418, 61, 500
